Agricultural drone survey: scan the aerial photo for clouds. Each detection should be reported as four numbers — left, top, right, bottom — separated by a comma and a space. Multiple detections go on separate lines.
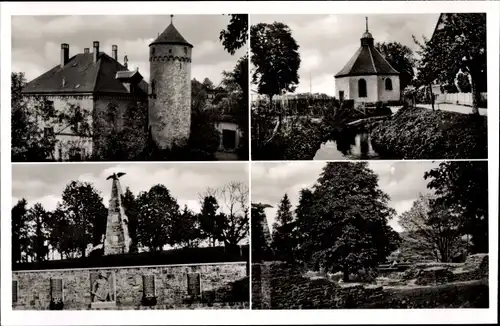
250, 14, 439, 95
251, 161, 440, 233
12, 162, 249, 214
12, 14, 247, 85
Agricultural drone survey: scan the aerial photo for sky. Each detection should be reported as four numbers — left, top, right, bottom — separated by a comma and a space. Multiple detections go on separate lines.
251, 161, 441, 233
250, 14, 439, 96
11, 14, 247, 86
12, 162, 249, 215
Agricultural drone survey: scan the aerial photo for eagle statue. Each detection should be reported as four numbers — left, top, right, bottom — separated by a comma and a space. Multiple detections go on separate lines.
106, 172, 126, 180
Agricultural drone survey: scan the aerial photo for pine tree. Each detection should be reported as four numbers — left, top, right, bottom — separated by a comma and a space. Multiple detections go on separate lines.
272, 194, 296, 261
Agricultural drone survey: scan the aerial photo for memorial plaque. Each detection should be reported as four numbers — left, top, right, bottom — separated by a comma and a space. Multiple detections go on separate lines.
89, 271, 116, 303
142, 274, 156, 298
50, 278, 63, 301
187, 273, 201, 297
12, 280, 18, 303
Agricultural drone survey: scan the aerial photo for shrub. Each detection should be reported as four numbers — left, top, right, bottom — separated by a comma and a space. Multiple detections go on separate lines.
371, 107, 487, 159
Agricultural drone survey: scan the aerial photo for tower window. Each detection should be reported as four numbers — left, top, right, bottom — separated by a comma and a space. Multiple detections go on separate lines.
151, 47, 155, 55
179, 62, 182, 69
184, 47, 187, 55
169, 49, 172, 54
151, 80, 156, 95
358, 79, 367, 98
385, 78, 393, 91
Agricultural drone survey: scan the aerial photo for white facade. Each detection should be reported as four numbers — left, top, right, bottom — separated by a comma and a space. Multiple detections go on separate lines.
335, 75, 400, 103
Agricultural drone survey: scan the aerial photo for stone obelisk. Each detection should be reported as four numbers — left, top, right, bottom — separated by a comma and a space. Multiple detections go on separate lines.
103, 173, 132, 255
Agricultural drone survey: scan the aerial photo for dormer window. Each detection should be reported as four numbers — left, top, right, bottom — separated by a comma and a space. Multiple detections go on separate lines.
184, 47, 187, 55
385, 78, 393, 91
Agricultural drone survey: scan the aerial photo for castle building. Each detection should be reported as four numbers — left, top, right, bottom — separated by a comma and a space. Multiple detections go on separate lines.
22, 42, 148, 161
335, 18, 400, 104
148, 16, 193, 149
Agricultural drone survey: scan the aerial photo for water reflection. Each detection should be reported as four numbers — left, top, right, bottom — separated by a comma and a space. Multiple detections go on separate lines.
313, 129, 380, 160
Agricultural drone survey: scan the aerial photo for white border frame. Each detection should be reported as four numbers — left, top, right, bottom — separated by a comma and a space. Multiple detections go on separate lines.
1, 1, 499, 325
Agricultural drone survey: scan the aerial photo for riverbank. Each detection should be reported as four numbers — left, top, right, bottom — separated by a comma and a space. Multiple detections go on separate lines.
371, 106, 487, 159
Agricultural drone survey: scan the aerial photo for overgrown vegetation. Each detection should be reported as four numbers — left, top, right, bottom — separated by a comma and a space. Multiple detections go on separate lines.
371, 106, 487, 159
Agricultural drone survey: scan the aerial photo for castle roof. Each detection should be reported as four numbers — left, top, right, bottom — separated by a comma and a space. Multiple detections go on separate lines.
22, 52, 148, 96
335, 19, 399, 78
150, 22, 193, 48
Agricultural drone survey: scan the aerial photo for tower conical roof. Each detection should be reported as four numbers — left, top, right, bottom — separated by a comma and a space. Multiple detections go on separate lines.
150, 23, 193, 47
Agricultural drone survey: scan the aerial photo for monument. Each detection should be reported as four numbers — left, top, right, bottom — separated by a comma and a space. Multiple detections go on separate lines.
103, 172, 132, 255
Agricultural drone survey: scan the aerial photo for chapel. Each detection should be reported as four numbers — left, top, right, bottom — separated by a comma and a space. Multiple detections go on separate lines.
334, 18, 400, 104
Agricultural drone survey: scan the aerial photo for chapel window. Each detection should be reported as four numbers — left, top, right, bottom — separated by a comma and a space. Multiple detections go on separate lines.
385, 78, 393, 91
358, 79, 367, 98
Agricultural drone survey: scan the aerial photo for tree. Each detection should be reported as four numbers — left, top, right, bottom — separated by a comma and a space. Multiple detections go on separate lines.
272, 194, 296, 261
198, 195, 222, 247
296, 162, 400, 281
399, 193, 463, 262
220, 14, 248, 55
11, 72, 58, 161
202, 181, 249, 248
250, 22, 301, 106
202, 77, 215, 90
136, 184, 180, 252
424, 161, 488, 253
57, 181, 107, 257
121, 187, 139, 253
221, 54, 249, 159
414, 14, 486, 114
171, 205, 203, 248
12, 72, 94, 161
293, 188, 315, 265
375, 42, 416, 92
457, 72, 471, 93
27, 203, 50, 262
47, 207, 78, 259
12, 198, 31, 263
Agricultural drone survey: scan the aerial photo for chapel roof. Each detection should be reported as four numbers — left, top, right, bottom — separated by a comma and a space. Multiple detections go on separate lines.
335, 18, 400, 78
149, 18, 193, 48
22, 52, 148, 96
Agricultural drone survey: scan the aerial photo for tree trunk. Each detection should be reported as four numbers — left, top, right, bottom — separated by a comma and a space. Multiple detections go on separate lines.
470, 74, 479, 115
429, 84, 435, 111
343, 265, 349, 282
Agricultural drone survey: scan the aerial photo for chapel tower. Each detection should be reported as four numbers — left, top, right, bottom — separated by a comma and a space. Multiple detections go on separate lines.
148, 15, 193, 149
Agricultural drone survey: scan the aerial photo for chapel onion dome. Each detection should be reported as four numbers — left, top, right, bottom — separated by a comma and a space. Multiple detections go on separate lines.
149, 16, 193, 48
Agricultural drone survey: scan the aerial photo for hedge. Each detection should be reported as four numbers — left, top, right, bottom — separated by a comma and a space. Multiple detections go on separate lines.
13, 245, 249, 271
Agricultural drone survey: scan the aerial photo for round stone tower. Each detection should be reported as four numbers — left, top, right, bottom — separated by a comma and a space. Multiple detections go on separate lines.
149, 16, 193, 149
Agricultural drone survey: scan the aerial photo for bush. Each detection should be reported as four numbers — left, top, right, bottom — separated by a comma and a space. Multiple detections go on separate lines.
371, 106, 487, 159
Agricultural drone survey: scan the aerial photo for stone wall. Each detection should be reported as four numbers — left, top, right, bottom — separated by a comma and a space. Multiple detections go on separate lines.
149, 43, 192, 149
13, 262, 247, 310
252, 257, 489, 309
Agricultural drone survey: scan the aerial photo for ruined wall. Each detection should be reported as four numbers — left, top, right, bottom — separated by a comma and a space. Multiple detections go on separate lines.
252, 257, 489, 309
149, 44, 192, 149
12, 262, 247, 310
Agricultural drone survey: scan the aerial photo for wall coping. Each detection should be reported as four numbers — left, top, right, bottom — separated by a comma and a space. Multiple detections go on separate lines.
12, 260, 247, 274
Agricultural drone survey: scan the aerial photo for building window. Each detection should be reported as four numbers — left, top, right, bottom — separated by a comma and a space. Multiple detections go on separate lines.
358, 79, 367, 98
150, 80, 156, 95
187, 273, 201, 297
12, 280, 18, 303
106, 104, 118, 130
339, 91, 345, 101
44, 127, 54, 138
385, 78, 393, 91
